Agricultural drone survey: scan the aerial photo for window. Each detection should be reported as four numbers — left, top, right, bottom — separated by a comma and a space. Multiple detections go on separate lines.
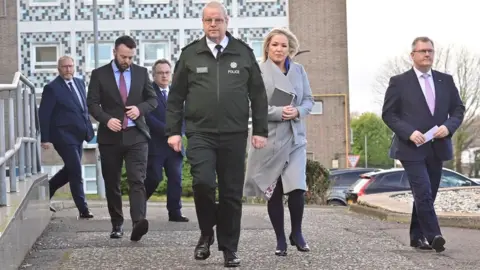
440, 170, 474, 188
83, 165, 97, 194
250, 40, 263, 62
32, 44, 59, 71
86, 43, 113, 71
84, 0, 115, 5
311, 101, 323, 115
142, 42, 169, 67
29, 0, 60, 6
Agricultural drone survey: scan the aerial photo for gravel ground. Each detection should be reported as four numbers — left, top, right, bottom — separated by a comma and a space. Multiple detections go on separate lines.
20, 203, 480, 270
392, 189, 480, 213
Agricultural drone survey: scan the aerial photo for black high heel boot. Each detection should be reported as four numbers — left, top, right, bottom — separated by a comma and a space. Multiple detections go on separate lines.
289, 234, 310, 252
275, 242, 287, 256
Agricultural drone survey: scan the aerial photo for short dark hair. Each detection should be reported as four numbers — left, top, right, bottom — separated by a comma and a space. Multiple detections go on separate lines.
411, 36, 434, 51
151, 58, 171, 72
115, 35, 137, 49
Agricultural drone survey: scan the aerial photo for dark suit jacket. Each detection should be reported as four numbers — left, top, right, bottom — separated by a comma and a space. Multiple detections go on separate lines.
145, 83, 185, 156
86, 61, 158, 144
38, 76, 94, 145
382, 68, 465, 161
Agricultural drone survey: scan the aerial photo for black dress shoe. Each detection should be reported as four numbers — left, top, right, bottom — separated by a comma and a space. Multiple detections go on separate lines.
79, 210, 94, 219
431, 235, 446, 253
49, 206, 57, 213
194, 235, 214, 260
131, 219, 149, 242
410, 237, 432, 250
168, 214, 189, 222
110, 225, 124, 239
223, 250, 241, 267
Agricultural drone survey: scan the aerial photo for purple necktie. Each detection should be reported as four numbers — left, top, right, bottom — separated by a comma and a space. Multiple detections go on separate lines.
422, 74, 435, 115
119, 72, 128, 129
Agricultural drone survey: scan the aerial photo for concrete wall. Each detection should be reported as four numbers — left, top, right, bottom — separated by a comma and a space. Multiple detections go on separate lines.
289, 0, 350, 168
0, 0, 18, 84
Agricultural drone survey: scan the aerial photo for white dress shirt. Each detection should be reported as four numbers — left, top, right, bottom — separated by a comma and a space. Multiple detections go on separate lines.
413, 66, 436, 100
206, 35, 229, 58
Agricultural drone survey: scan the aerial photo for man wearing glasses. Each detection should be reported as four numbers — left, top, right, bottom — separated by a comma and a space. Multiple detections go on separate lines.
382, 37, 465, 253
144, 58, 189, 222
165, 1, 268, 267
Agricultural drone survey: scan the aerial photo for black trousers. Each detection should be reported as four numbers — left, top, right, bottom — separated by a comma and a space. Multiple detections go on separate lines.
186, 131, 248, 252
98, 129, 148, 227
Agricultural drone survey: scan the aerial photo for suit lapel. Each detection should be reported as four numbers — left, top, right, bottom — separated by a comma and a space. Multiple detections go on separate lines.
73, 78, 87, 111
431, 71, 443, 116
56, 77, 83, 111
126, 65, 143, 106
408, 68, 433, 116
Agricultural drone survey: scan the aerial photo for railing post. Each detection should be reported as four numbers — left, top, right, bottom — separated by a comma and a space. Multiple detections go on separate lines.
30, 93, 37, 175
17, 84, 25, 181
0, 99, 7, 206
23, 89, 31, 177
9, 91, 17, 192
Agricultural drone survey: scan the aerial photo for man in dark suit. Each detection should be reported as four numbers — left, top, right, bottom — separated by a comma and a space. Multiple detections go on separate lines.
86, 36, 158, 241
382, 36, 465, 253
145, 58, 189, 222
38, 55, 94, 218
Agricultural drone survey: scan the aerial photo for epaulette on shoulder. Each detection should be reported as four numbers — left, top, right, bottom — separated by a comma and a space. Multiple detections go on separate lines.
236, 38, 254, 51
181, 38, 200, 51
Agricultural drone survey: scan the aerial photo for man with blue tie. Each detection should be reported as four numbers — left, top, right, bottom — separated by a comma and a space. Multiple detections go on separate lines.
145, 59, 189, 222
38, 56, 94, 218
382, 37, 465, 253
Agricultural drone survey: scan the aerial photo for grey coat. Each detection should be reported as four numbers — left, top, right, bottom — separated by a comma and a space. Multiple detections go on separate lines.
244, 58, 315, 199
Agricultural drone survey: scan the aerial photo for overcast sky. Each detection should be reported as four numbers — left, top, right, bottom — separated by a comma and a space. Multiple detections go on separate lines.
346, 0, 480, 115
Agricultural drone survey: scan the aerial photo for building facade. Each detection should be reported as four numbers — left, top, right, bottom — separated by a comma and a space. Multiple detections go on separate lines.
0, 0, 350, 193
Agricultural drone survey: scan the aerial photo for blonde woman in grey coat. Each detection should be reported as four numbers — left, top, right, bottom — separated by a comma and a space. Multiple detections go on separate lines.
244, 28, 314, 256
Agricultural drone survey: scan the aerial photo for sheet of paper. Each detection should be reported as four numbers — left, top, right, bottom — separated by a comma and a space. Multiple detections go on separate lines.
416, 125, 439, 147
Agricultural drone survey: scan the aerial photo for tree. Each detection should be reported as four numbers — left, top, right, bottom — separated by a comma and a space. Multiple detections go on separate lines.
373, 45, 480, 172
351, 112, 393, 168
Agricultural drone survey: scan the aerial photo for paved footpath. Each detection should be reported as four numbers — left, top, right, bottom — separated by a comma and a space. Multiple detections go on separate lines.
20, 202, 480, 269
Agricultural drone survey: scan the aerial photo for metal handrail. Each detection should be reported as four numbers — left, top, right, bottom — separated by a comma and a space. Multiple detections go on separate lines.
0, 71, 41, 206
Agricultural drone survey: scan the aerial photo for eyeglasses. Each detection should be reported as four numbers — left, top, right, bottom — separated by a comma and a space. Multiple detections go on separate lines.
203, 18, 225, 25
413, 49, 434, 54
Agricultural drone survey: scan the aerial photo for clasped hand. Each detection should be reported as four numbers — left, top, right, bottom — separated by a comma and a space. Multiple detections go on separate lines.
409, 125, 449, 145
282, 105, 299, 121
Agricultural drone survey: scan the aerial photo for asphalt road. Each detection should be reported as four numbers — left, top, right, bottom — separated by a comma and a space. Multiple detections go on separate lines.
20, 202, 480, 269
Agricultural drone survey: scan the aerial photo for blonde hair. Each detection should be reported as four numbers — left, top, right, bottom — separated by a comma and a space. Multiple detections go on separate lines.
261, 27, 299, 62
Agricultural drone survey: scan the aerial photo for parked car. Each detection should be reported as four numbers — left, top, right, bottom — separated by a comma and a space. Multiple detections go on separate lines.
326, 167, 381, 206
345, 168, 479, 204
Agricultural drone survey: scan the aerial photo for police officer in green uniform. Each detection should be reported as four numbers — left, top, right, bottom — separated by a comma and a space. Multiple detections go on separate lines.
165, 1, 268, 267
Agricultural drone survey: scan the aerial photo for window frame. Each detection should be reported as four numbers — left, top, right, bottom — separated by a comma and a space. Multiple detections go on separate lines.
140, 41, 170, 69
31, 44, 60, 73
249, 39, 264, 62
83, 165, 98, 195
85, 42, 114, 72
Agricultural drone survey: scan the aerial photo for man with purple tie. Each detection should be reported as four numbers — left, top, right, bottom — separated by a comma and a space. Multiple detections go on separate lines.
145, 58, 189, 222
87, 36, 158, 241
382, 37, 465, 253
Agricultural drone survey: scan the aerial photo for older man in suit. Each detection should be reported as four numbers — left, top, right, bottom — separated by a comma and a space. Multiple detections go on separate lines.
38, 55, 94, 218
145, 58, 188, 222
87, 35, 158, 241
382, 36, 465, 253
